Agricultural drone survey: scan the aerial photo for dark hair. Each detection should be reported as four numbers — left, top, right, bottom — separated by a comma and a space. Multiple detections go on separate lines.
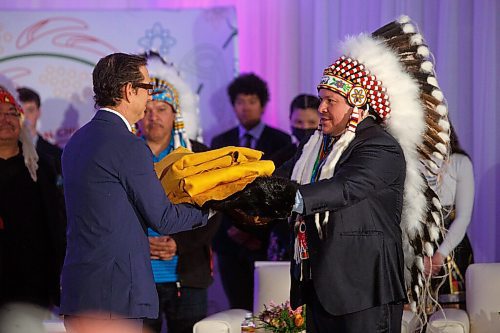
289, 94, 320, 118
93, 53, 147, 108
449, 123, 469, 157
17, 87, 41, 108
227, 73, 269, 107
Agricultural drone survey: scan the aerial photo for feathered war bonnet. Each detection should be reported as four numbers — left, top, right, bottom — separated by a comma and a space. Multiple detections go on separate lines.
143, 52, 202, 150
292, 15, 451, 326
372, 16, 453, 325
0, 87, 38, 181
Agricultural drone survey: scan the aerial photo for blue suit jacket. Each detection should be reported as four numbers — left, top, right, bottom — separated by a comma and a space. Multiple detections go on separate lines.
60, 110, 208, 318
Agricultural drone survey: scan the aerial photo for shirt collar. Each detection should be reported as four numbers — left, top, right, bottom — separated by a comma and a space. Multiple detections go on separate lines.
140, 135, 175, 163
238, 121, 265, 141
153, 141, 175, 163
100, 107, 132, 132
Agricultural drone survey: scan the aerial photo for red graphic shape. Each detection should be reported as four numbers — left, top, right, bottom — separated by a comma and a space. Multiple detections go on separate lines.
52, 33, 118, 56
0, 67, 31, 80
17, 17, 88, 49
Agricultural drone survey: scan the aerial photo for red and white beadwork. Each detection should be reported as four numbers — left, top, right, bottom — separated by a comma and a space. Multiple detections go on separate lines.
318, 56, 391, 121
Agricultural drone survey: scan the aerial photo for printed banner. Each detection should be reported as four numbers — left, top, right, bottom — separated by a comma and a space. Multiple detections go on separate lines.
0, 8, 238, 146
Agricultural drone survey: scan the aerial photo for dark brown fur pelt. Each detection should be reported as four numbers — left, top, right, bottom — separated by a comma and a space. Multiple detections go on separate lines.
204, 176, 298, 225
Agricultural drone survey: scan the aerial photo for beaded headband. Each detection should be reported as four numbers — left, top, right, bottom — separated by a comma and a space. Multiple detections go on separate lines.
151, 77, 180, 113
318, 56, 390, 120
0, 88, 24, 118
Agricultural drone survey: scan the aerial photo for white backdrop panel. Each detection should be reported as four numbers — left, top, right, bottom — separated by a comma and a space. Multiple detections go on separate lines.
0, 8, 237, 146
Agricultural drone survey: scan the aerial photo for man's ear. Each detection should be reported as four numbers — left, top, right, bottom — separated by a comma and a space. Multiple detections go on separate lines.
123, 82, 134, 103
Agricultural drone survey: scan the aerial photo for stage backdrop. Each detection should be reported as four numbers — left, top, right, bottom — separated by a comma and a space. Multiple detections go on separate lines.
0, 8, 237, 146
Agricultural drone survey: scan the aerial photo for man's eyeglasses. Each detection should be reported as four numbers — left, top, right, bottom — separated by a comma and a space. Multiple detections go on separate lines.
0, 112, 21, 120
133, 82, 155, 95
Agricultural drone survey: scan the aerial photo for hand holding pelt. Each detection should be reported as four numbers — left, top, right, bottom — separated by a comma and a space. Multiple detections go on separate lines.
203, 176, 298, 225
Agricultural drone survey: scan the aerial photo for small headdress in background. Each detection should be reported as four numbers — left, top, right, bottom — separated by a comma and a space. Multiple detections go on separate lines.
142, 51, 202, 150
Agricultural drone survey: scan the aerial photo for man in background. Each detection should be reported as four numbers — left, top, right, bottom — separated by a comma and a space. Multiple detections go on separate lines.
0, 87, 65, 313
17, 87, 62, 184
139, 56, 219, 333
211, 73, 291, 310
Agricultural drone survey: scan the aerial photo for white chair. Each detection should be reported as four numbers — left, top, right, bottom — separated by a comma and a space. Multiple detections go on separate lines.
192, 308, 250, 333
427, 263, 500, 333
193, 261, 290, 333
194, 260, 417, 333
252, 261, 291, 314
44, 319, 66, 333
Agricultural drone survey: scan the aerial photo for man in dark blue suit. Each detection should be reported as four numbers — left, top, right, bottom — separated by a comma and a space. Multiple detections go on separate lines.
60, 53, 210, 332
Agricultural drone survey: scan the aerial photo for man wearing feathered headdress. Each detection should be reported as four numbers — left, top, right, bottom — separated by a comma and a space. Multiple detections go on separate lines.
137, 52, 219, 333
278, 16, 451, 332
283, 41, 409, 331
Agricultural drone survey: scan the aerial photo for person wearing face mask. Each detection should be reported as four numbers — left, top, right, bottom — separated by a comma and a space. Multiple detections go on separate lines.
269, 94, 320, 169
290, 94, 321, 143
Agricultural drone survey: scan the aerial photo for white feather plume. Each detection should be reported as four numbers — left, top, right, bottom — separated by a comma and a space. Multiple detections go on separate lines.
436, 104, 448, 116
340, 34, 427, 242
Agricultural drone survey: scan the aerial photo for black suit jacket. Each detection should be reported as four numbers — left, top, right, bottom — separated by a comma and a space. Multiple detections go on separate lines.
211, 124, 292, 166
36, 135, 62, 177
284, 117, 407, 315
0, 147, 66, 307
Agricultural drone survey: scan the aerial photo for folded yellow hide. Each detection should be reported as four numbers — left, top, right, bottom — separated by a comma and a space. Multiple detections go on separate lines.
154, 146, 275, 206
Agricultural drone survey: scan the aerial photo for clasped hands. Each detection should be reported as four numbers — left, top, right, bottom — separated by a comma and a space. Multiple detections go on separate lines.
149, 235, 177, 260
423, 252, 446, 277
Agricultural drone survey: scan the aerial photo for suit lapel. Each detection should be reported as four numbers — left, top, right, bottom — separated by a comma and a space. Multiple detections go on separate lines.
336, 117, 377, 167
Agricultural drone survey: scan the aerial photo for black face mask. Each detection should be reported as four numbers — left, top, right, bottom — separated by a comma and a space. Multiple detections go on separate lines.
291, 127, 317, 142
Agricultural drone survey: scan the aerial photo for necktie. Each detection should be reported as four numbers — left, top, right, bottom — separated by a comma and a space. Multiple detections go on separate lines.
243, 133, 253, 148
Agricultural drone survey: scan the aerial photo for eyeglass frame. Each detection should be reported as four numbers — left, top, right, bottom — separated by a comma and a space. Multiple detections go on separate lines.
132, 82, 155, 95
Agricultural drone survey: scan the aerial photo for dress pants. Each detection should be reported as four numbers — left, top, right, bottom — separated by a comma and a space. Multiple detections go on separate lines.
306, 284, 403, 333
143, 283, 207, 333
217, 251, 255, 310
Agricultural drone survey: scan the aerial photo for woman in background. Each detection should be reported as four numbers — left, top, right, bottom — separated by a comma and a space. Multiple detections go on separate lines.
424, 124, 475, 305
